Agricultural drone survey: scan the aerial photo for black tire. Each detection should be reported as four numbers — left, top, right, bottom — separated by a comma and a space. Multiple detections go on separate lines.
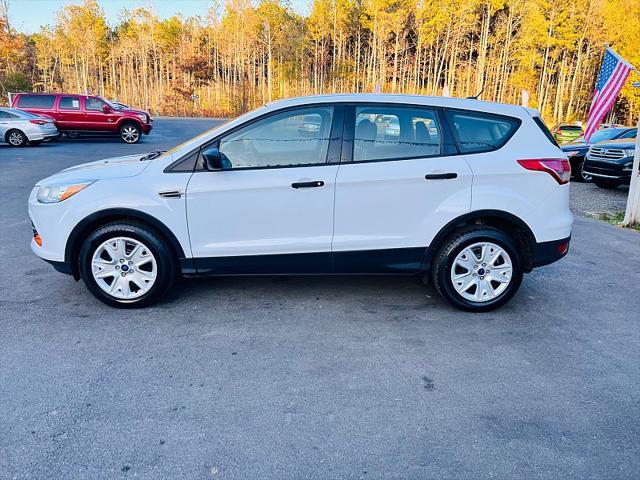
5, 129, 27, 147
431, 227, 524, 312
29, 140, 43, 146
78, 221, 177, 308
593, 178, 621, 189
574, 160, 592, 183
120, 123, 141, 144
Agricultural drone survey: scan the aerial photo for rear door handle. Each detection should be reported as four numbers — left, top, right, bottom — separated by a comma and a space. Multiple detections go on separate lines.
291, 181, 324, 189
425, 173, 457, 180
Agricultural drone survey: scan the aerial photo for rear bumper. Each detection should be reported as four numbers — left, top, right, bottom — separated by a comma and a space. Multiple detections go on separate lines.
532, 236, 571, 268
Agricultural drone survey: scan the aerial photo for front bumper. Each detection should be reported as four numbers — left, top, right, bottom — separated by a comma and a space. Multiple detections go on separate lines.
141, 123, 153, 134
583, 157, 633, 184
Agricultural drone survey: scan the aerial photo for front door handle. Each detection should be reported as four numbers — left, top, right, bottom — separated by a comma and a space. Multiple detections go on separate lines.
425, 173, 457, 180
291, 181, 324, 189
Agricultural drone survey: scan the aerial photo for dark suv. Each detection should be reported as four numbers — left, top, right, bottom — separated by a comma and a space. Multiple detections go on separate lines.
583, 138, 636, 189
12, 93, 152, 143
561, 127, 636, 182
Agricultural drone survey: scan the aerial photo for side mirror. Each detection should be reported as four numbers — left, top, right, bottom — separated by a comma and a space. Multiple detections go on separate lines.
202, 147, 231, 171
102, 104, 112, 114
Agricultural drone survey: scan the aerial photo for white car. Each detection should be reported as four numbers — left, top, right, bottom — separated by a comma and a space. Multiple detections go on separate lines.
28, 94, 573, 311
0, 107, 58, 146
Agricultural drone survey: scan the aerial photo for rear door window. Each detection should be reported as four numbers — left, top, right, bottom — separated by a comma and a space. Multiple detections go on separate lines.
353, 106, 442, 162
59, 96, 81, 110
16, 95, 56, 109
446, 110, 520, 153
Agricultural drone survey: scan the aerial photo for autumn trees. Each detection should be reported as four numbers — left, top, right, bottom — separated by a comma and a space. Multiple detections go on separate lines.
1, 0, 638, 124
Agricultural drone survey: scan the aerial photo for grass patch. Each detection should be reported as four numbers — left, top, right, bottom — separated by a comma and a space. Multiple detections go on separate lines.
607, 212, 640, 232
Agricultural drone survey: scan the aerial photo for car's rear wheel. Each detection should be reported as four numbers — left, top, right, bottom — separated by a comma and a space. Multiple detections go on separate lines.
5, 129, 27, 147
120, 123, 141, 144
78, 222, 177, 308
593, 178, 621, 189
432, 227, 524, 312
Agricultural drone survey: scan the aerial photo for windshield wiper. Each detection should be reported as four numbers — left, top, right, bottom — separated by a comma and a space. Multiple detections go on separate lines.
140, 150, 166, 161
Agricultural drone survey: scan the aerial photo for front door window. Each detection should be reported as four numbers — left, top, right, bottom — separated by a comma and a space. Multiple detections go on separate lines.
218, 106, 334, 169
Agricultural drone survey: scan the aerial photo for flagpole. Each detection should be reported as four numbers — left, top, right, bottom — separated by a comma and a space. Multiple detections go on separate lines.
622, 82, 640, 226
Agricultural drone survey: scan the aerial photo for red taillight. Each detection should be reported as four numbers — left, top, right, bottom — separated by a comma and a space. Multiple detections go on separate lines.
29, 119, 47, 125
517, 158, 571, 185
557, 241, 569, 255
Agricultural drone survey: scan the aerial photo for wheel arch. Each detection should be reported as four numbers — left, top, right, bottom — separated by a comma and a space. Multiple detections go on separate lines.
5, 128, 26, 143
116, 117, 144, 129
65, 208, 186, 279
422, 210, 537, 273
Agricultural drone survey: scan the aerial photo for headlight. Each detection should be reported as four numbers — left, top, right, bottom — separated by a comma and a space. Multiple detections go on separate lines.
625, 148, 635, 158
565, 150, 580, 157
137, 113, 148, 122
37, 180, 95, 203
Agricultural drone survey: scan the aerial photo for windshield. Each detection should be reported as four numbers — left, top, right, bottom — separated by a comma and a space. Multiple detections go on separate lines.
15, 109, 42, 118
571, 128, 624, 144
160, 115, 251, 159
97, 96, 117, 109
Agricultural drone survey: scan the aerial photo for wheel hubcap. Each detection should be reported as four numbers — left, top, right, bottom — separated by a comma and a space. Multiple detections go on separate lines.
91, 237, 157, 300
450, 241, 513, 303
8, 132, 23, 145
122, 126, 139, 143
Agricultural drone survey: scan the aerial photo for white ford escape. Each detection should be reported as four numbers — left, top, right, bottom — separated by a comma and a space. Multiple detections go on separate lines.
29, 94, 573, 311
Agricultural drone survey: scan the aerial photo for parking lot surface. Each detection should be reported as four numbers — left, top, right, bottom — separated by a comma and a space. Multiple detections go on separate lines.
1, 119, 639, 479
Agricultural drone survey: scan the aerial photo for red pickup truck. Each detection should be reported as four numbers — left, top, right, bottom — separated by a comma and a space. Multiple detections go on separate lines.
12, 93, 153, 144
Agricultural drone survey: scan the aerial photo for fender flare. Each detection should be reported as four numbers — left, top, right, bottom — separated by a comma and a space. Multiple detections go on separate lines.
65, 208, 186, 269
421, 209, 537, 272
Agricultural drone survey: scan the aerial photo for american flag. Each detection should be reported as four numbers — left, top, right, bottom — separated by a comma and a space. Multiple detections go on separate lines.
584, 48, 633, 142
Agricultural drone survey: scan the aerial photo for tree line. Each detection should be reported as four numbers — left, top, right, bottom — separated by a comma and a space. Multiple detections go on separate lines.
1, 0, 638, 124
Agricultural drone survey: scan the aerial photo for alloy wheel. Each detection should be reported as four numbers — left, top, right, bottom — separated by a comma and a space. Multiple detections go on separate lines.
91, 237, 157, 300
121, 125, 140, 143
8, 131, 25, 146
450, 241, 513, 303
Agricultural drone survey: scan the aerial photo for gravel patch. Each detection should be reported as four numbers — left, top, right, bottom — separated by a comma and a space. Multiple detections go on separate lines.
570, 181, 629, 216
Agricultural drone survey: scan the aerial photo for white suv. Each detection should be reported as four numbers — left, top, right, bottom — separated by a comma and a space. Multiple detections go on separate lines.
28, 94, 572, 311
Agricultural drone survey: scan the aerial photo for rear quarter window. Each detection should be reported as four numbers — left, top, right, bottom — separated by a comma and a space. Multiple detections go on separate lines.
16, 95, 56, 109
446, 110, 520, 154
533, 117, 559, 147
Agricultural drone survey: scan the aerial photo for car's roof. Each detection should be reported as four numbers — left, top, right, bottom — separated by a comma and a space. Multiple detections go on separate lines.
0, 107, 30, 116
264, 94, 536, 119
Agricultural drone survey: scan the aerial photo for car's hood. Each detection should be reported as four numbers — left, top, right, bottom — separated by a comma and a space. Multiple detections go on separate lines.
561, 144, 588, 152
120, 107, 149, 117
592, 139, 636, 149
37, 154, 151, 185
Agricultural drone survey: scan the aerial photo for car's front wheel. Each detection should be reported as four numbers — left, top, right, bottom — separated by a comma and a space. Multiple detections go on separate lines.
78, 222, 177, 308
593, 178, 621, 189
575, 160, 592, 182
5, 129, 27, 147
432, 227, 524, 312
120, 123, 141, 144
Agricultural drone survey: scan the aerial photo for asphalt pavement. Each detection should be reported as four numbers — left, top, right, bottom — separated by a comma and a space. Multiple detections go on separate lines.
1, 119, 639, 480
